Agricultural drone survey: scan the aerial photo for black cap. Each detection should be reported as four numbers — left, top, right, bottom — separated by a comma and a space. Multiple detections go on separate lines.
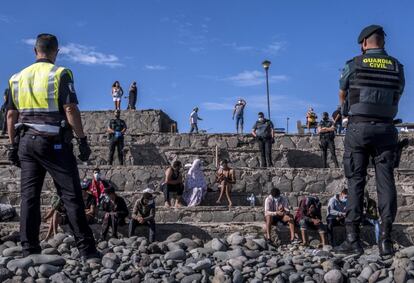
358, 25, 385, 44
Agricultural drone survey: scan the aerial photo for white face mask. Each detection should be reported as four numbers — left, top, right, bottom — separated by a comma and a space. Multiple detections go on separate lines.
258, 117, 264, 122
94, 173, 101, 180
147, 199, 154, 205
340, 197, 347, 202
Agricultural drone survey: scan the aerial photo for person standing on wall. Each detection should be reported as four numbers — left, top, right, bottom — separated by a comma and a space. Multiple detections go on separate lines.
6, 33, 97, 258
232, 98, 246, 134
111, 81, 124, 110
127, 81, 138, 110
252, 112, 275, 167
107, 110, 127, 165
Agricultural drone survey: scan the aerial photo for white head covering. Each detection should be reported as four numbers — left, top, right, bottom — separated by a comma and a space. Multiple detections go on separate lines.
186, 159, 206, 189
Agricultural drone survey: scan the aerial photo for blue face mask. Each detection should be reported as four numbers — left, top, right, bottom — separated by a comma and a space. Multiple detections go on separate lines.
340, 197, 347, 202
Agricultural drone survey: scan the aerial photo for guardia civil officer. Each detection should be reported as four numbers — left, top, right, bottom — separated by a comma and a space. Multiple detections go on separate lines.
107, 110, 127, 165
6, 34, 97, 257
252, 112, 275, 167
335, 25, 405, 256
318, 112, 339, 168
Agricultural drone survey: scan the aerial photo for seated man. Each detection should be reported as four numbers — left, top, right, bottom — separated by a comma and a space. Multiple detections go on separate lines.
163, 161, 184, 208
264, 188, 296, 243
295, 196, 326, 246
363, 190, 380, 244
326, 189, 348, 246
100, 186, 129, 240
82, 168, 110, 206
215, 159, 236, 208
44, 194, 67, 241
129, 189, 156, 243
81, 185, 97, 224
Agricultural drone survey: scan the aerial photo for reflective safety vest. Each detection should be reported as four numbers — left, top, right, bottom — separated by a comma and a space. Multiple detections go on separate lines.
9, 62, 71, 134
348, 53, 403, 120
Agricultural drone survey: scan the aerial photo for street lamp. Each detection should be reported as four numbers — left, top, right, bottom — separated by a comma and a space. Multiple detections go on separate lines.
262, 60, 271, 120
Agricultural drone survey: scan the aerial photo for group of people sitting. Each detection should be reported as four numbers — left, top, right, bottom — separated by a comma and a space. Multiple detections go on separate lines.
264, 187, 380, 246
43, 159, 237, 243
162, 159, 236, 208
44, 168, 156, 243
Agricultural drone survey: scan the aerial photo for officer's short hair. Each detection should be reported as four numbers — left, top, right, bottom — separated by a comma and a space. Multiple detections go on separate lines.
367, 30, 385, 46
35, 33, 59, 54
258, 112, 264, 117
341, 188, 348, 195
93, 168, 100, 173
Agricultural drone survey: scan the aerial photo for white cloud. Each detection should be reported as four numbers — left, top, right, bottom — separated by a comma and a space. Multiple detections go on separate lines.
23, 39, 122, 67
264, 41, 286, 55
22, 38, 36, 45
225, 41, 286, 55
0, 14, 13, 23
144, 65, 167, 71
224, 70, 288, 87
202, 102, 234, 111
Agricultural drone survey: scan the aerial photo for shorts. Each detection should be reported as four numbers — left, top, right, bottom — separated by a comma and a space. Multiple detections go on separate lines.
113, 97, 121, 102
299, 218, 325, 233
271, 215, 288, 225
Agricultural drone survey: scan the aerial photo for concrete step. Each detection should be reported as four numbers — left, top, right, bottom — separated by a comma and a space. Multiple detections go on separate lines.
1, 221, 413, 246
1, 165, 413, 208
10, 204, 414, 226
1, 133, 413, 169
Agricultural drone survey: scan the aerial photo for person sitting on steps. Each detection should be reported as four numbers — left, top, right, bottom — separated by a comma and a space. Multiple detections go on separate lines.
163, 161, 184, 208
264, 187, 297, 244
215, 159, 236, 208
295, 196, 327, 246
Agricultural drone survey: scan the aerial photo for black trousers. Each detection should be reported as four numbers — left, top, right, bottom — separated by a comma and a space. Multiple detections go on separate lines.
18, 134, 96, 256
128, 93, 137, 110
344, 122, 398, 226
163, 184, 184, 203
257, 138, 273, 167
108, 137, 124, 165
326, 217, 345, 246
320, 138, 339, 168
128, 219, 156, 242
101, 212, 125, 239
190, 123, 198, 134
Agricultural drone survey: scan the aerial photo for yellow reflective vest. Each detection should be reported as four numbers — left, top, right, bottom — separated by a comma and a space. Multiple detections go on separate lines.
9, 61, 72, 134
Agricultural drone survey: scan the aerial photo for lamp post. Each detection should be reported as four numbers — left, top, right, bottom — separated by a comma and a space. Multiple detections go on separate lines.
286, 117, 290, 134
262, 60, 271, 120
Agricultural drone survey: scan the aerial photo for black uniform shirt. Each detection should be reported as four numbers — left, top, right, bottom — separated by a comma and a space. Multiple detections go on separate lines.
7, 59, 79, 114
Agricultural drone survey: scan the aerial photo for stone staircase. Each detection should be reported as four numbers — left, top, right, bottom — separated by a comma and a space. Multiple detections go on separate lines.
0, 110, 413, 245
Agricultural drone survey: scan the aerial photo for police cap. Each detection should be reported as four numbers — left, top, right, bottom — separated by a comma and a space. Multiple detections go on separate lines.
358, 25, 385, 44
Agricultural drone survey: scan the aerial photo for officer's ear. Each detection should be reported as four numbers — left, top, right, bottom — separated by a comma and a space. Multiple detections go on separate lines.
34, 47, 38, 56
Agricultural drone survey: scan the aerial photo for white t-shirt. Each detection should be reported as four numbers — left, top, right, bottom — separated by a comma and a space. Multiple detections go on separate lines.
264, 195, 290, 217
190, 111, 198, 124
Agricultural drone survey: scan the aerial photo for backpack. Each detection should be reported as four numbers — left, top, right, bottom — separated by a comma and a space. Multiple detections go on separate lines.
256, 120, 271, 138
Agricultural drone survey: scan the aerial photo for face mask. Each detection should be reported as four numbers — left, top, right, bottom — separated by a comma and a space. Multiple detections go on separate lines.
94, 173, 101, 180
258, 117, 264, 122
340, 197, 347, 202
147, 199, 154, 205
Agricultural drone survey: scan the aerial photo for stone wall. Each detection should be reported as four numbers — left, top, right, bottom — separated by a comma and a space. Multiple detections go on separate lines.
1, 165, 413, 208
81, 110, 177, 134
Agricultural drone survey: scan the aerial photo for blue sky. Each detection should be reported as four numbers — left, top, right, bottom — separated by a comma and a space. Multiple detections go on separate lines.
0, 0, 412, 133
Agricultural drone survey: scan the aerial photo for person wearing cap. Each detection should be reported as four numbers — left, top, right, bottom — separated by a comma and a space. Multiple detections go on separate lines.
232, 98, 247, 134
107, 110, 127, 165
318, 112, 339, 168
100, 186, 129, 240
129, 190, 156, 242
335, 25, 405, 257
252, 112, 275, 167
189, 107, 202, 134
